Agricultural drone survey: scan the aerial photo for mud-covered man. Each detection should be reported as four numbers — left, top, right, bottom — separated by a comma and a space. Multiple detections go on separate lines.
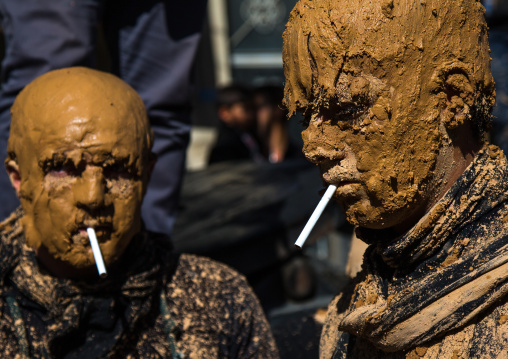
0, 67, 279, 358
283, 0, 508, 357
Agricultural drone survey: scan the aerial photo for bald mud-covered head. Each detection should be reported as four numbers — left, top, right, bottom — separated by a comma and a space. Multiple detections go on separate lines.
6, 67, 154, 274
283, 0, 495, 232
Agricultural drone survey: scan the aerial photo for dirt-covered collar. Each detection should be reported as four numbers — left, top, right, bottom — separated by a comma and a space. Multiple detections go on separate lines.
335, 144, 508, 351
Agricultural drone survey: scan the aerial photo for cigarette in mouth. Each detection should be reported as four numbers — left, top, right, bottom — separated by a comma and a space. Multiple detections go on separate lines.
295, 184, 337, 248
87, 227, 107, 278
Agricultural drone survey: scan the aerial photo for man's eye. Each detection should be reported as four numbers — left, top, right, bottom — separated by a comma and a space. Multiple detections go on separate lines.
47, 162, 80, 178
333, 106, 368, 124
336, 107, 366, 118
103, 163, 132, 179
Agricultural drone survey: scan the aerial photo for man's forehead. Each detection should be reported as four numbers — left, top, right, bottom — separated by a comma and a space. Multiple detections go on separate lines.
284, 47, 392, 114
282, 1, 405, 115
286, 0, 402, 60
283, 0, 492, 116
11, 67, 148, 141
36, 117, 143, 158
37, 110, 138, 138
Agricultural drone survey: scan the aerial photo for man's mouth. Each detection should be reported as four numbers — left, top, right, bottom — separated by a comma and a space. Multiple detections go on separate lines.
324, 179, 362, 199
325, 177, 360, 188
322, 171, 359, 185
336, 180, 357, 187
73, 224, 113, 245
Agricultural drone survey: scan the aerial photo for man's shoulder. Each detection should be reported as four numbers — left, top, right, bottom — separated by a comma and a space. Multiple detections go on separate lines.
163, 254, 262, 339
0, 209, 24, 277
170, 253, 249, 293
165, 253, 260, 315
163, 253, 279, 358
0, 208, 23, 238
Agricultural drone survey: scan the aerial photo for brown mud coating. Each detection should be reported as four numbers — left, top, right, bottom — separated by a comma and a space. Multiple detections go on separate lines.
283, 0, 494, 232
317, 145, 508, 357
0, 212, 279, 357
6, 67, 153, 270
282, 0, 508, 357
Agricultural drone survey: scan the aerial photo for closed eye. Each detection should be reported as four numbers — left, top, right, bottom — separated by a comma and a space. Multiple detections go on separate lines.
333, 106, 368, 124
103, 161, 135, 179
43, 159, 84, 178
298, 105, 368, 128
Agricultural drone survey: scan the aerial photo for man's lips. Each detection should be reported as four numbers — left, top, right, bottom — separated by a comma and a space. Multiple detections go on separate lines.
73, 224, 113, 245
325, 179, 360, 188
336, 180, 357, 187
323, 180, 362, 199
322, 172, 359, 186
78, 225, 112, 235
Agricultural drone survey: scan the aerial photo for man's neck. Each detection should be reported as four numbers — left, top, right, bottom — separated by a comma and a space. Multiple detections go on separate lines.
392, 124, 482, 235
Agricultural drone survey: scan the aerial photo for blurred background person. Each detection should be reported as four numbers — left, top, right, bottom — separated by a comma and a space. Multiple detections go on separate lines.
208, 84, 265, 163
254, 85, 300, 163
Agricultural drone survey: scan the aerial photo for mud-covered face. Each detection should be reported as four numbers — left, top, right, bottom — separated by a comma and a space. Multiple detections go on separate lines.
298, 59, 442, 230
9, 68, 151, 270
22, 118, 145, 269
283, 0, 494, 231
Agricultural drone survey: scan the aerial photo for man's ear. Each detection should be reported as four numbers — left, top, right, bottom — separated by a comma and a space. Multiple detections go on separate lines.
430, 62, 475, 131
5, 159, 21, 197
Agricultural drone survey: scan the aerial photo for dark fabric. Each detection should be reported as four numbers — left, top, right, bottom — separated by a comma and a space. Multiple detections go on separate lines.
321, 145, 508, 358
0, 0, 208, 235
0, 210, 279, 358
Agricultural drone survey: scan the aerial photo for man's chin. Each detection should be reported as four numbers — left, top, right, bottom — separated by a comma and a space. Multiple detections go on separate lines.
344, 203, 397, 230
35, 245, 99, 278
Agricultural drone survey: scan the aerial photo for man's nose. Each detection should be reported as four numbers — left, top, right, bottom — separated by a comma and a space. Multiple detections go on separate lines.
302, 126, 345, 164
74, 166, 106, 209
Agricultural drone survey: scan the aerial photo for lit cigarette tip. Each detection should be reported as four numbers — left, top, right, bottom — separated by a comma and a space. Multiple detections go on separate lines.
295, 184, 337, 249
87, 227, 107, 278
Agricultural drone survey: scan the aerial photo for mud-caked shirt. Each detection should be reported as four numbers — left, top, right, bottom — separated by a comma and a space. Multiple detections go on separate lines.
321, 146, 508, 358
0, 210, 279, 359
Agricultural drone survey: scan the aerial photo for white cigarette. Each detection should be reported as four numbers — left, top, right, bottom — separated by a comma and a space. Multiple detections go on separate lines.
295, 184, 337, 248
87, 227, 107, 278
